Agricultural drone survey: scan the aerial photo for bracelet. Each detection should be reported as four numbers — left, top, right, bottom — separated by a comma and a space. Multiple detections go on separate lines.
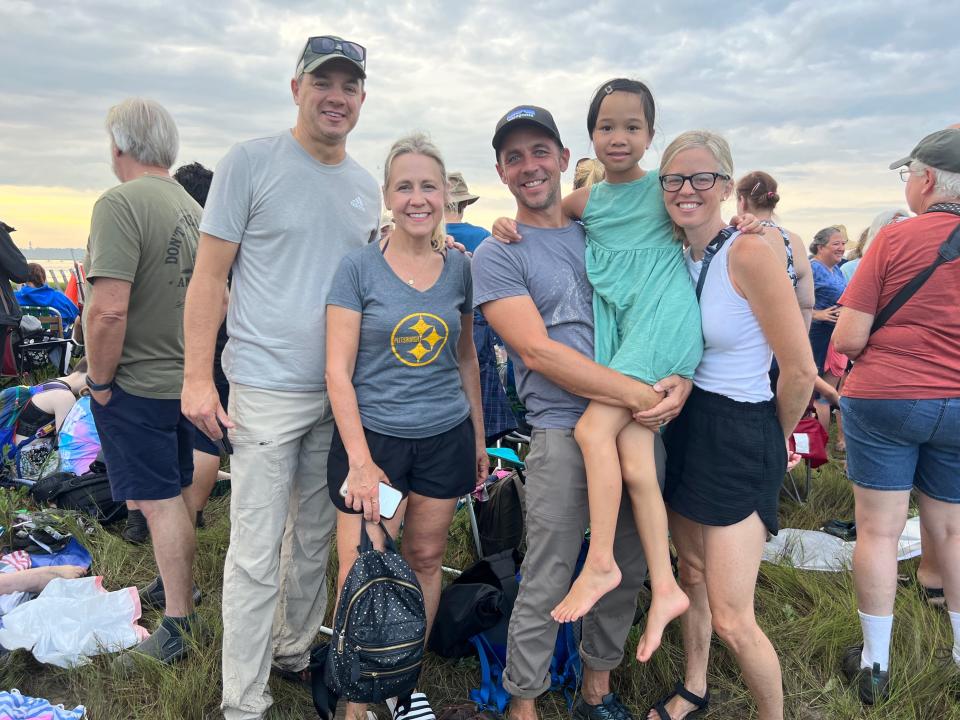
85, 375, 113, 392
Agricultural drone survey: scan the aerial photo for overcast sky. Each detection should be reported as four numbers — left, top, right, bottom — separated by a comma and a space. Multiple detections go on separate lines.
1, 0, 957, 248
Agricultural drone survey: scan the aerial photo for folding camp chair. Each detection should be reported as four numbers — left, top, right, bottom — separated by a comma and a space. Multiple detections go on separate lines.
16, 307, 72, 376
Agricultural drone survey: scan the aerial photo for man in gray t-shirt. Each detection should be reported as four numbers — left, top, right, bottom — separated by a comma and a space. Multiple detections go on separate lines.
472, 105, 692, 720
182, 37, 378, 720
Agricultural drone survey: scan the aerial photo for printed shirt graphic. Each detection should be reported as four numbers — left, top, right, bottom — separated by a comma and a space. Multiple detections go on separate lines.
85, 176, 200, 399
327, 242, 473, 439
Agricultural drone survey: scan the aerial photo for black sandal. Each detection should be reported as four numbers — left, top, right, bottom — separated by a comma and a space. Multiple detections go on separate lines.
650, 682, 710, 720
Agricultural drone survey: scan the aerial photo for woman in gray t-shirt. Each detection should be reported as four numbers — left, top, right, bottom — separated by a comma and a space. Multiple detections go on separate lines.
325, 133, 487, 718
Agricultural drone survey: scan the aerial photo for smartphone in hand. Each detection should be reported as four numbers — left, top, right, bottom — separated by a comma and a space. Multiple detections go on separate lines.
339, 480, 404, 519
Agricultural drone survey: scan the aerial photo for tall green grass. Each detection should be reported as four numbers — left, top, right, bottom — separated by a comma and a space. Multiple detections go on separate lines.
0, 452, 957, 719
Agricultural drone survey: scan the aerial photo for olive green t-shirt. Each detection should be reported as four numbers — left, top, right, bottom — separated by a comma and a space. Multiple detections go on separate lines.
85, 175, 200, 399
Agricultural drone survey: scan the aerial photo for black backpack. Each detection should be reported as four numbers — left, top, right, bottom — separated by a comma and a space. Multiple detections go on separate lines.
326, 521, 425, 705
30, 461, 126, 525
476, 471, 525, 558
428, 549, 519, 659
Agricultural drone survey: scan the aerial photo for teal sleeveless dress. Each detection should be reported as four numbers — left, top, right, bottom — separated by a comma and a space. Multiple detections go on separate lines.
582, 173, 703, 384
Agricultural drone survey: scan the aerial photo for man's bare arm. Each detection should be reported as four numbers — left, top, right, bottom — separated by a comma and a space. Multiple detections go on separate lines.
84, 277, 131, 386
182, 233, 239, 439
480, 295, 662, 412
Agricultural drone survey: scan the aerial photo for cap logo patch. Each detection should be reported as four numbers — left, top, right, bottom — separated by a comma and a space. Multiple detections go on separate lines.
506, 108, 537, 122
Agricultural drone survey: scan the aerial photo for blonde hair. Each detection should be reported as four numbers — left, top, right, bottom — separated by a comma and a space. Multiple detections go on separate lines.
383, 133, 447, 252
573, 158, 606, 190
659, 130, 734, 242
105, 97, 179, 168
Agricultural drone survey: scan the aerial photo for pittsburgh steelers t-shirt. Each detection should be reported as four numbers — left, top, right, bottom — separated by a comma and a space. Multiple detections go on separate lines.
327, 241, 473, 439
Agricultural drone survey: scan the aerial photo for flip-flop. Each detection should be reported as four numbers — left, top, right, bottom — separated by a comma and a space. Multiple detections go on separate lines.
650, 682, 709, 720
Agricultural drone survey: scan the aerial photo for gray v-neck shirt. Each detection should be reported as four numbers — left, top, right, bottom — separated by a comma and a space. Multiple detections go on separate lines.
327, 241, 473, 438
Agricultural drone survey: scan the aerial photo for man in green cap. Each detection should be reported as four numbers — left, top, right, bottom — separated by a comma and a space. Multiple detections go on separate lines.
182, 35, 379, 720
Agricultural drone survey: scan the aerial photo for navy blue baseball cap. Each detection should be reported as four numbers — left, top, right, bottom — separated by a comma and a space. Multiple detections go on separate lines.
492, 105, 564, 156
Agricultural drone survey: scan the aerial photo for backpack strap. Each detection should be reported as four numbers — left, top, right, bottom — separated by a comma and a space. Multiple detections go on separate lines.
695, 227, 736, 301
870, 220, 960, 334
549, 623, 583, 708
359, 520, 399, 554
469, 634, 512, 714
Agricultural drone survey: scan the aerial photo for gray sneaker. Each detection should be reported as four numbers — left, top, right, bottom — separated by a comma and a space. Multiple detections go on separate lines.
842, 645, 890, 705
571, 693, 634, 720
140, 576, 202, 611
112, 615, 199, 673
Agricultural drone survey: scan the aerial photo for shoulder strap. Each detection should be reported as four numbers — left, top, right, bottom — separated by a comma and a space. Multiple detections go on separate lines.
695, 227, 736, 301
469, 634, 511, 713
870, 221, 960, 334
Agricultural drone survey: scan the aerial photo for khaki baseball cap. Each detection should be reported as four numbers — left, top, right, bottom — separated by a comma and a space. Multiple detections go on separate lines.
889, 128, 960, 173
447, 172, 479, 207
296, 35, 366, 79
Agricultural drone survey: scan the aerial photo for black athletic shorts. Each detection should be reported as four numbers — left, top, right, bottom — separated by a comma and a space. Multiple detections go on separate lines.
663, 386, 786, 535
327, 417, 476, 514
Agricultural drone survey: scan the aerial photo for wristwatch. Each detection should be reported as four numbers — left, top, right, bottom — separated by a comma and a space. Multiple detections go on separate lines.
85, 376, 113, 392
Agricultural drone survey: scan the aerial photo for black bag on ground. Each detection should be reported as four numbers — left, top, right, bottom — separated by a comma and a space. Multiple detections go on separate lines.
327, 521, 425, 705
476, 470, 525, 558
30, 460, 126, 525
428, 549, 520, 659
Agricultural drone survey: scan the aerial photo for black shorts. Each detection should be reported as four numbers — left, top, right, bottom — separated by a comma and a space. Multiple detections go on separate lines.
663, 386, 786, 535
327, 417, 476, 514
191, 382, 231, 457
90, 383, 194, 502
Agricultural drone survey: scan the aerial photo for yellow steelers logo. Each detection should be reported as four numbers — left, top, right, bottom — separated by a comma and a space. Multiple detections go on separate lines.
390, 313, 449, 367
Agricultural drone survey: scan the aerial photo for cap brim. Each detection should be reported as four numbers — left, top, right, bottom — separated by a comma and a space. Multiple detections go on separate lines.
888, 155, 912, 170
301, 54, 366, 79
450, 194, 480, 206
492, 119, 562, 153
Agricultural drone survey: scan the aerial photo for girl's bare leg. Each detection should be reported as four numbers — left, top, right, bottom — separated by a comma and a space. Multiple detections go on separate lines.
617, 421, 690, 662
552, 400, 633, 622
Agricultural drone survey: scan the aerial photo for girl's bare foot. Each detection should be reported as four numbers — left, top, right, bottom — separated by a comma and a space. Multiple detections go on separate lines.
635, 583, 690, 662
551, 561, 622, 623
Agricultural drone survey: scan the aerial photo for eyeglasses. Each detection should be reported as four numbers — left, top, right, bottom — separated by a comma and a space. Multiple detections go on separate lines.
899, 167, 920, 182
659, 172, 730, 192
299, 36, 366, 72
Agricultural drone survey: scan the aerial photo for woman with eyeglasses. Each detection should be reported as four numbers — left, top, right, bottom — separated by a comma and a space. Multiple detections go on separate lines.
647, 131, 815, 720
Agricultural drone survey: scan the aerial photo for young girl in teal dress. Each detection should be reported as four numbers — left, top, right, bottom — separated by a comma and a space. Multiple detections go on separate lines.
495, 79, 753, 661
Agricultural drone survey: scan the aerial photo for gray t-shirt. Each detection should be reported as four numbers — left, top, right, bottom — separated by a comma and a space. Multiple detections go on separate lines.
327, 241, 473, 438
471, 222, 594, 429
200, 131, 380, 391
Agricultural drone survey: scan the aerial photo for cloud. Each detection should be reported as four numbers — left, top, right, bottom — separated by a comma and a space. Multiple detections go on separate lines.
0, 0, 956, 245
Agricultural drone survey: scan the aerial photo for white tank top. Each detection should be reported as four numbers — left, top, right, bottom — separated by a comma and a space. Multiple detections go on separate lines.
685, 231, 774, 403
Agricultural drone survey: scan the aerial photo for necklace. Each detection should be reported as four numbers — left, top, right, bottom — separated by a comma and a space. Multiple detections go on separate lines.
381, 238, 422, 286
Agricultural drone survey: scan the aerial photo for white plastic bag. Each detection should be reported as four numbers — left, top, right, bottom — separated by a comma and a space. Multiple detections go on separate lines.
0, 576, 148, 667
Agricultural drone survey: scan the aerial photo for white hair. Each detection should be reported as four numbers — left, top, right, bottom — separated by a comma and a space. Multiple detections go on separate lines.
863, 208, 909, 255
912, 161, 960, 200
105, 97, 179, 169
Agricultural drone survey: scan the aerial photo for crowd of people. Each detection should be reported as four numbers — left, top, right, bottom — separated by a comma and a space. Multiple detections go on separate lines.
5, 33, 958, 720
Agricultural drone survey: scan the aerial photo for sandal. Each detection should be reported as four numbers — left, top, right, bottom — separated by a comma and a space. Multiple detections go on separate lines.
650, 682, 709, 720
920, 584, 946, 608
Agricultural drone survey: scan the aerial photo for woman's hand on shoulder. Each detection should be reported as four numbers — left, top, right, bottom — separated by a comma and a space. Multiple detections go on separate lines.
492, 217, 522, 244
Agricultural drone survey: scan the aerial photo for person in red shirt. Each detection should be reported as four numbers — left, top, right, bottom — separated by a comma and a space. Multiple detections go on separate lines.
834, 127, 960, 705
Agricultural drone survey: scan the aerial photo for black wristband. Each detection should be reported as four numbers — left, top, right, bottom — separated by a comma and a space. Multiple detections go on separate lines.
85, 375, 113, 392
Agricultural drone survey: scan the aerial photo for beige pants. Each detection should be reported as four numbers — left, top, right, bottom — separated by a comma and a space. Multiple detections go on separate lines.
221, 383, 337, 720
502, 427, 665, 697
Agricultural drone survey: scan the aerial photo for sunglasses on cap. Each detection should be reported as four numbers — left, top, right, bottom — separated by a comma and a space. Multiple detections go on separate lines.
300, 36, 366, 71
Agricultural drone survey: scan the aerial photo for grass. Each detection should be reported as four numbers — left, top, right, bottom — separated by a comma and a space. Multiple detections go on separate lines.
1, 447, 958, 719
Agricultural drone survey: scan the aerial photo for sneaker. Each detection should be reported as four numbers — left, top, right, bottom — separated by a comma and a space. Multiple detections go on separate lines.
122, 509, 149, 544
112, 615, 199, 673
571, 693, 634, 720
842, 645, 890, 705
139, 576, 203, 612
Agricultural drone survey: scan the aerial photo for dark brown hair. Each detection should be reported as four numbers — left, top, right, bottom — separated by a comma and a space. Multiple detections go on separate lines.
27, 263, 46, 287
586, 78, 656, 139
736, 170, 780, 210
